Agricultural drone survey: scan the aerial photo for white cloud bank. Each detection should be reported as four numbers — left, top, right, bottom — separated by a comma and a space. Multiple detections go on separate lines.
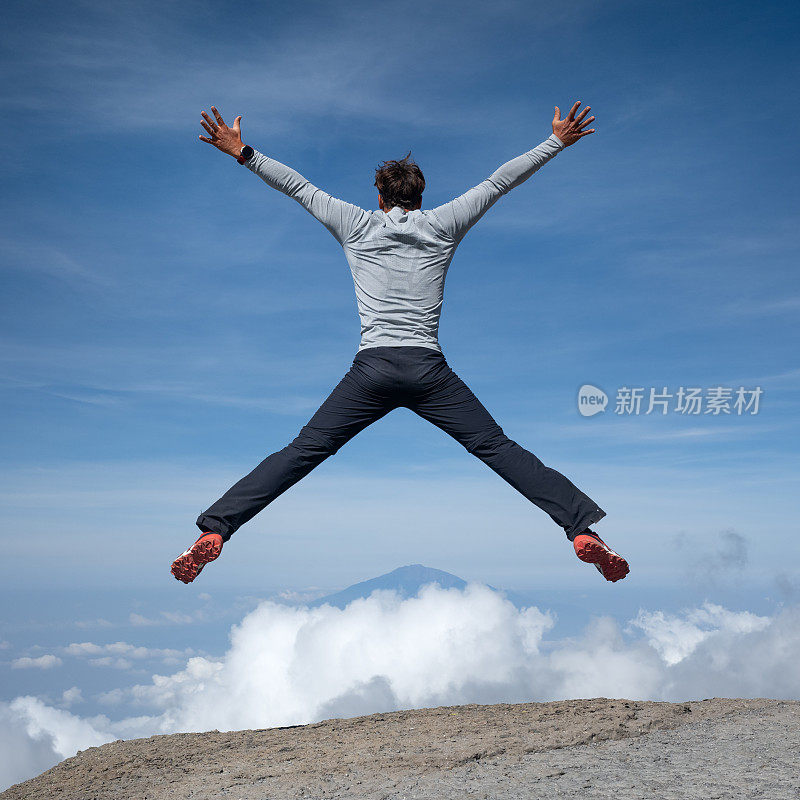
2, 584, 798, 791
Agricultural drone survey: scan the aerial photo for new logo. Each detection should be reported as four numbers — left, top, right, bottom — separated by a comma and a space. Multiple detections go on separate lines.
578, 384, 608, 417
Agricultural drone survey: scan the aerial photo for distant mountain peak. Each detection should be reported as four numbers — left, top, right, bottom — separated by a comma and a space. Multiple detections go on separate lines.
310, 564, 467, 609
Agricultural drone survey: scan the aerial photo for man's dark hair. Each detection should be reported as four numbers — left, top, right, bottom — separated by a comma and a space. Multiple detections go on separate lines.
374, 151, 425, 210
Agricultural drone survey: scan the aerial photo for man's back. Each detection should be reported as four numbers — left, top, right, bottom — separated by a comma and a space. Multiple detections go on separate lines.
243, 133, 566, 352
343, 205, 458, 351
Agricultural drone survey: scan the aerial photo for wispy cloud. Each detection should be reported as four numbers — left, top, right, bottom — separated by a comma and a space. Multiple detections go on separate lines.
0, 339, 345, 413
721, 296, 800, 317
0, 236, 116, 288
62, 641, 196, 665
4, 0, 570, 137
73, 619, 114, 629
550, 420, 776, 444
129, 608, 209, 626
11, 655, 63, 670
88, 656, 134, 670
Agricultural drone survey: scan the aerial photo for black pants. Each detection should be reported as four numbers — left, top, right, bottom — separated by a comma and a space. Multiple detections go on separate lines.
196, 346, 605, 543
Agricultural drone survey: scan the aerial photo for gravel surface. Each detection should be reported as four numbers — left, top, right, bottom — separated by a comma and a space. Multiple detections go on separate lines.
3, 697, 797, 799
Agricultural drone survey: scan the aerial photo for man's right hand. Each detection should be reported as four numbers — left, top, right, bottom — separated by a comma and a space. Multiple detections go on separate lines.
199, 106, 245, 159
552, 101, 596, 146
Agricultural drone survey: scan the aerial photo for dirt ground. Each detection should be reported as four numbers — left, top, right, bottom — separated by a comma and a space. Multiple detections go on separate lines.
3, 697, 798, 799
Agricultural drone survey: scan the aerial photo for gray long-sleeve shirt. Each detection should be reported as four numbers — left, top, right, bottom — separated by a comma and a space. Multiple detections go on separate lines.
244, 133, 566, 352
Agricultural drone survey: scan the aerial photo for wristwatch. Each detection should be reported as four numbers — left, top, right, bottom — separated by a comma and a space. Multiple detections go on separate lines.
237, 145, 254, 165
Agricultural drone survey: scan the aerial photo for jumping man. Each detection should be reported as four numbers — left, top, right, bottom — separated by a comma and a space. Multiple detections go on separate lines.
171, 102, 630, 585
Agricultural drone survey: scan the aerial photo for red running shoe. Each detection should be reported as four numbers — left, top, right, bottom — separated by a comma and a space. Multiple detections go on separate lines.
573, 530, 629, 582
171, 532, 223, 584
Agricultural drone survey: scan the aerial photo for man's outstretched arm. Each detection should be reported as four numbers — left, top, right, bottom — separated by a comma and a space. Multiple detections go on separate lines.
199, 106, 368, 246
428, 100, 596, 243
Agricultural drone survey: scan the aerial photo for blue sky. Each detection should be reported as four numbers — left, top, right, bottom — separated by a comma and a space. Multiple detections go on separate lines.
1, 0, 799, 787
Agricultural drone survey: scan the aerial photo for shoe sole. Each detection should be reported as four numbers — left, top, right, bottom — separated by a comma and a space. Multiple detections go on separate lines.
575, 539, 630, 582
171, 536, 222, 584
